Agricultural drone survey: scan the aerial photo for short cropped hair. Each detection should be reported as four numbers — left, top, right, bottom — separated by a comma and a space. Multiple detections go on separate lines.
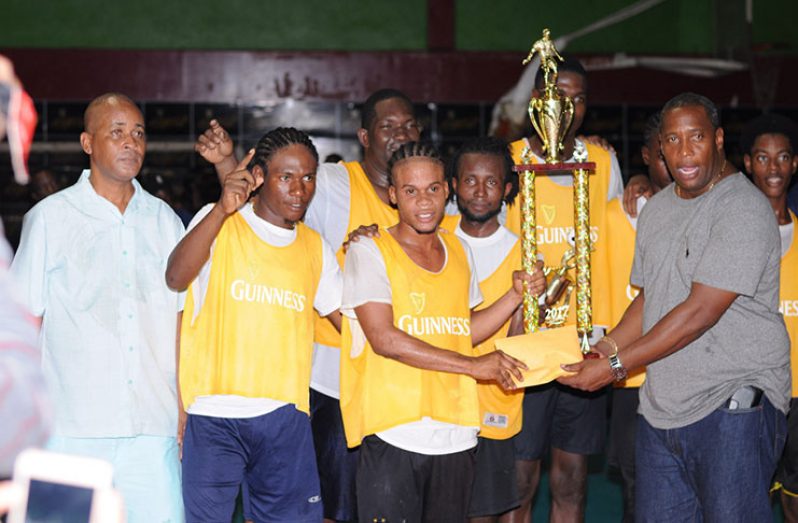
642, 112, 662, 144
83, 92, 139, 132
740, 113, 797, 154
360, 89, 414, 130
660, 92, 720, 130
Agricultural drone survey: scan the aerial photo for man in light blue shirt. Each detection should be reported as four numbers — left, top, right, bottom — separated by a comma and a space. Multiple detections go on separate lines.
11, 93, 185, 522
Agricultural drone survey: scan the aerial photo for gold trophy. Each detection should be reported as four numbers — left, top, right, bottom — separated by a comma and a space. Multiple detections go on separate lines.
515, 28, 596, 357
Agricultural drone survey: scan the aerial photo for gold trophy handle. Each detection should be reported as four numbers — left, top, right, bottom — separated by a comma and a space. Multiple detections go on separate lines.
558, 98, 575, 155
528, 99, 547, 160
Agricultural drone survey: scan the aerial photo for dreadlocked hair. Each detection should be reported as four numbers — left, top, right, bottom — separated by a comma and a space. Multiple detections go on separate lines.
387, 142, 444, 187
446, 136, 518, 205
247, 127, 319, 175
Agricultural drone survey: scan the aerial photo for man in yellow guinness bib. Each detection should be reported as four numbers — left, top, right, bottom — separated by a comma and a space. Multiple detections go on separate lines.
443, 137, 526, 522
166, 128, 343, 523
195, 90, 419, 521
340, 142, 545, 522
741, 113, 798, 521
503, 57, 623, 522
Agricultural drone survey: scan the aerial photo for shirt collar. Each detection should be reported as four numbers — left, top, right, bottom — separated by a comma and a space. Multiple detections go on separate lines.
75, 169, 149, 217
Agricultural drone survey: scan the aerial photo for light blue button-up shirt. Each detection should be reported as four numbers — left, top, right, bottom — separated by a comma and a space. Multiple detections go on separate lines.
11, 170, 185, 438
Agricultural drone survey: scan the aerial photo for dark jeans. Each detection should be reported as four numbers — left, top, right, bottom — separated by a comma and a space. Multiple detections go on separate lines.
635, 395, 786, 522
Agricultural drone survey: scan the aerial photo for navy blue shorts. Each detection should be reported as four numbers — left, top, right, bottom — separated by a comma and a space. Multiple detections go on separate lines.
182, 405, 323, 523
310, 389, 358, 521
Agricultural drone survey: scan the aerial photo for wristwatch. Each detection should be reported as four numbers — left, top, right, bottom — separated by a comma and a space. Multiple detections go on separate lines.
608, 351, 628, 382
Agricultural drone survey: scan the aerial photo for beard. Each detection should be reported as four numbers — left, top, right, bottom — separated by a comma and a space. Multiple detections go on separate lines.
457, 198, 502, 224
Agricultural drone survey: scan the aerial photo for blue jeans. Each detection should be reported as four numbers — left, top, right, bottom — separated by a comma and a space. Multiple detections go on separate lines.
635, 396, 786, 522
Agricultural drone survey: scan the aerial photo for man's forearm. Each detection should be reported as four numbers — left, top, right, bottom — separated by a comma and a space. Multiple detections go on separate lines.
619, 291, 732, 372
604, 291, 645, 350
471, 290, 522, 345
214, 156, 238, 183
355, 307, 474, 377
165, 204, 227, 291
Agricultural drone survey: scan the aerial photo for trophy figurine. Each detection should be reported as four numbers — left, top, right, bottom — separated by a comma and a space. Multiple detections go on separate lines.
515, 28, 596, 356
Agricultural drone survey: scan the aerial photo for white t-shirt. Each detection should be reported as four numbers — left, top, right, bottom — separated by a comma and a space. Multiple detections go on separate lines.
185, 202, 343, 418
453, 223, 518, 281
304, 162, 357, 398
342, 233, 483, 455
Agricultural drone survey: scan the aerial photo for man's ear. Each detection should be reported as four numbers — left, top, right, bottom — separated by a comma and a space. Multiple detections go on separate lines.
388, 185, 397, 206
743, 154, 752, 175
357, 128, 370, 149
641, 145, 651, 167
251, 164, 265, 189
714, 127, 725, 152
80, 132, 92, 155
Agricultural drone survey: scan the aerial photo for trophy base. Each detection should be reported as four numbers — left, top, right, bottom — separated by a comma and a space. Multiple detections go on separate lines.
513, 162, 596, 173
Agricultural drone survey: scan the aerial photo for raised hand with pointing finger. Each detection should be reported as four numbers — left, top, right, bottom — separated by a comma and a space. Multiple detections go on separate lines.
219, 149, 260, 215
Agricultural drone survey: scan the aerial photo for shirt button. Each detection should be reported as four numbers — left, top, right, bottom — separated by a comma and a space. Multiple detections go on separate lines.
127, 379, 133, 385
128, 346, 134, 352
122, 250, 128, 256
127, 314, 133, 319
124, 282, 131, 289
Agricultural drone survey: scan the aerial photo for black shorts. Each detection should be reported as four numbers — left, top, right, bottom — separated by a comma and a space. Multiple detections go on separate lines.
468, 437, 519, 517
309, 389, 358, 521
776, 398, 798, 495
514, 381, 608, 460
357, 436, 475, 523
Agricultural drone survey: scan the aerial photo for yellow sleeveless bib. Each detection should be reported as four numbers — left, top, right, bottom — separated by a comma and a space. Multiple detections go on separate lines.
340, 229, 479, 447
780, 212, 798, 397
314, 161, 398, 348
180, 213, 323, 413
439, 214, 524, 438
604, 197, 645, 388
472, 237, 525, 439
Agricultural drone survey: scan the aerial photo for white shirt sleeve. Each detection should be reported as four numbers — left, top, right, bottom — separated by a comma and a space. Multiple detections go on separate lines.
341, 238, 392, 318
313, 237, 343, 317
607, 153, 624, 202
459, 238, 484, 309
305, 162, 351, 249
10, 204, 49, 316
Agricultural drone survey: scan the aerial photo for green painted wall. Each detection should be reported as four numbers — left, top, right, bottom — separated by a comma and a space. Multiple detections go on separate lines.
751, 0, 798, 52
0, 0, 427, 50
456, 0, 714, 54
0, 0, 795, 53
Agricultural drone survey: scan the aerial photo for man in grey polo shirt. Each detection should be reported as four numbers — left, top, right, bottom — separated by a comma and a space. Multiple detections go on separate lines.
558, 92, 790, 521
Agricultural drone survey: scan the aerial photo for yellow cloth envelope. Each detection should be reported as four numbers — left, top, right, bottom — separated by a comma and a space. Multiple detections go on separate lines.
494, 325, 584, 387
